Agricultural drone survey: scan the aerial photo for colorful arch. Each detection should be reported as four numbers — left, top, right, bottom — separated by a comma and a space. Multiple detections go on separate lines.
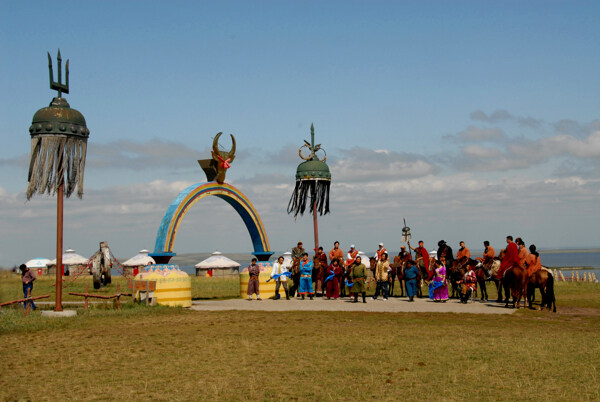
151, 182, 273, 262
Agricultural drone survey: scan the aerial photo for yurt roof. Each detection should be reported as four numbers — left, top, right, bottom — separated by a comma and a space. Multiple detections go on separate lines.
47, 249, 90, 266
122, 249, 155, 267
195, 251, 240, 269
25, 258, 51, 268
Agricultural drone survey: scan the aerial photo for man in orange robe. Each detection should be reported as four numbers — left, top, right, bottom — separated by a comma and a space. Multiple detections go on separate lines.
498, 235, 519, 302
456, 241, 471, 261
329, 241, 344, 265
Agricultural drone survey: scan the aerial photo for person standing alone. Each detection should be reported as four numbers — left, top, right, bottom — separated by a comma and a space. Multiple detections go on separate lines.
20, 264, 37, 310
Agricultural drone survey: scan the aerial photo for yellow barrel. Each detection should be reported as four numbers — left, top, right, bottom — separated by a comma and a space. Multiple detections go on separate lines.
135, 264, 191, 307
240, 261, 285, 299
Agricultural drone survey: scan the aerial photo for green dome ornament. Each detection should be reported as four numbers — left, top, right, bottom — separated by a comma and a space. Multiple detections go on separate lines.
287, 123, 331, 218
27, 50, 90, 200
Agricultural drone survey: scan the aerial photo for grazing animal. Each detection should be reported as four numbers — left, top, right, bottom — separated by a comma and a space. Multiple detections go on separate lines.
527, 268, 556, 312
502, 265, 528, 308
392, 255, 408, 297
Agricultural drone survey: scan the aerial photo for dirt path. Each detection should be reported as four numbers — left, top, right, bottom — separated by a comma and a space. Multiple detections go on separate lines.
191, 296, 517, 314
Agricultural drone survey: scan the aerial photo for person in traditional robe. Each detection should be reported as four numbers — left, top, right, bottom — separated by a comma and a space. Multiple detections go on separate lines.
349, 256, 367, 303
398, 245, 410, 261
525, 245, 542, 277
516, 238, 529, 267
404, 260, 420, 302
247, 258, 261, 301
346, 245, 358, 266
292, 241, 305, 260
298, 253, 314, 300
270, 256, 289, 300
432, 260, 449, 302
374, 243, 387, 261
479, 241, 495, 263
456, 241, 471, 261
409, 240, 431, 280
461, 266, 477, 303
437, 240, 454, 268
325, 258, 342, 299
329, 241, 344, 265
316, 246, 328, 268
497, 236, 519, 302
372, 252, 390, 300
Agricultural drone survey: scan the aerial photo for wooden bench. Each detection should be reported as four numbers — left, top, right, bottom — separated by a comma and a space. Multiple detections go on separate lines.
127, 280, 157, 305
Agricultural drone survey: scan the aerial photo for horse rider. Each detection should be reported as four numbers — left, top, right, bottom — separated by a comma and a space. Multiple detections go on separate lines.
409, 240, 431, 280
516, 237, 529, 268
498, 235, 520, 302
315, 246, 328, 268
329, 241, 344, 265
478, 240, 495, 279
398, 245, 410, 261
292, 241, 305, 260
436, 240, 454, 268
374, 243, 387, 261
456, 241, 471, 261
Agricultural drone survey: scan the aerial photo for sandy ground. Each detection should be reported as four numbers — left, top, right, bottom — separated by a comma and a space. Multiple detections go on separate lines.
191, 296, 517, 314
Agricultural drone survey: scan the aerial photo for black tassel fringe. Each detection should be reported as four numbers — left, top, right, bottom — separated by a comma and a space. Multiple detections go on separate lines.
287, 179, 330, 218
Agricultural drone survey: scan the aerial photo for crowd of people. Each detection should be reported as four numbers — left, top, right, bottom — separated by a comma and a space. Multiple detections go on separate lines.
247, 236, 544, 305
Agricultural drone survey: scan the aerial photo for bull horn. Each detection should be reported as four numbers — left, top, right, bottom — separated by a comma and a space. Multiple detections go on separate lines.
229, 134, 236, 157
213, 132, 223, 155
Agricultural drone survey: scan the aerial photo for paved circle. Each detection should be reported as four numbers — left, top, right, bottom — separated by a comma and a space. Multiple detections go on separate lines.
191, 297, 517, 314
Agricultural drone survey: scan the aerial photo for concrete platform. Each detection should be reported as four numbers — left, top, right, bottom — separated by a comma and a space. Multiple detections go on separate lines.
40, 310, 77, 318
191, 297, 517, 314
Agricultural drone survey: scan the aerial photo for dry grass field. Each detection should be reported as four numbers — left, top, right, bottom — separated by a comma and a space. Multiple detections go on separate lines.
1, 272, 599, 401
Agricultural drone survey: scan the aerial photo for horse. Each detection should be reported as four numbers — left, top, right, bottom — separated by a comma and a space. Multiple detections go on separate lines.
289, 257, 301, 298
502, 265, 528, 308
527, 268, 556, 312
312, 256, 326, 297
447, 260, 466, 299
389, 256, 405, 297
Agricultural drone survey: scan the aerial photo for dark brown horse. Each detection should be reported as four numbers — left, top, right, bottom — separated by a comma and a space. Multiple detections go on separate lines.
389, 256, 404, 297
502, 265, 528, 308
527, 269, 556, 312
447, 260, 466, 299
289, 257, 301, 298
312, 256, 326, 297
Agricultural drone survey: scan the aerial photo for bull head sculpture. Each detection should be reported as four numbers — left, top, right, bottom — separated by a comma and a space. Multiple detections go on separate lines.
198, 132, 236, 184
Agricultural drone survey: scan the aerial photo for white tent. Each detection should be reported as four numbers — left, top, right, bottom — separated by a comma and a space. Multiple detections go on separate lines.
282, 251, 293, 268
47, 249, 90, 266
195, 251, 240, 276
122, 249, 155, 267
25, 258, 51, 268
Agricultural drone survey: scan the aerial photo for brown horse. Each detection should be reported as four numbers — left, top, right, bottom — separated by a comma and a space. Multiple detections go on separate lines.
447, 260, 466, 299
289, 258, 301, 298
389, 256, 404, 297
502, 265, 528, 308
312, 256, 326, 297
527, 269, 556, 312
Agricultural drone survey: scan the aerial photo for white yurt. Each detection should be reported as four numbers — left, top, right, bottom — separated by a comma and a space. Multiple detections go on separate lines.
122, 249, 155, 276
25, 258, 51, 276
195, 251, 240, 277
47, 249, 90, 276
281, 251, 293, 268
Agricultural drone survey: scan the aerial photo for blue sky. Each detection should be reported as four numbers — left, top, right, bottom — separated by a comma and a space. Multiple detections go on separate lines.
1, 1, 599, 266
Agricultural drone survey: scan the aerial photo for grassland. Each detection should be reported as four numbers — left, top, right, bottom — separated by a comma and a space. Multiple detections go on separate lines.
1, 272, 599, 401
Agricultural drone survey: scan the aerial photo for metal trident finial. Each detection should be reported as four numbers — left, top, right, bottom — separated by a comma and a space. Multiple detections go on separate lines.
48, 49, 69, 97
